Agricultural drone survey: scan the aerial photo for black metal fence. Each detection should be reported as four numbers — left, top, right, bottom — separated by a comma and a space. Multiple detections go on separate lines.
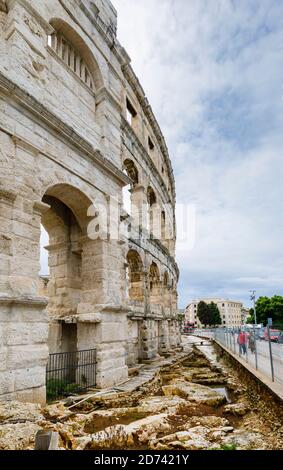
46, 349, 97, 402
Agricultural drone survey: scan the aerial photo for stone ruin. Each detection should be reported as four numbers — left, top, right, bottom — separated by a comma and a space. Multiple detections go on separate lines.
0, 0, 180, 404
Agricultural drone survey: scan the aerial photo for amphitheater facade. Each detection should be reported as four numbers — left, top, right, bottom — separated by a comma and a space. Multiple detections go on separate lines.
0, 0, 180, 404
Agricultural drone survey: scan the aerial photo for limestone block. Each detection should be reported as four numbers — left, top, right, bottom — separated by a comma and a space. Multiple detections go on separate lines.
5, 323, 48, 346
0, 307, 49, 324
14, 365, 46, 391
6, 344, 48, 369
96, 356, 126, 373
0, 370, 15, 395
96, 365, 128, 388
0, 258, 11, 275
0, 345, 7, 371
15, 385, 46, 406
100, 322, 127, 342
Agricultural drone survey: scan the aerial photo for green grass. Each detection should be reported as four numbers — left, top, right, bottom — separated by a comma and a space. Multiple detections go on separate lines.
46, 378, 80, 401
220, 443, 237, 450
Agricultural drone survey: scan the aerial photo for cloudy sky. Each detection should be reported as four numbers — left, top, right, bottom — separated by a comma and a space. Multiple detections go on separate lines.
113, 0, 283, 308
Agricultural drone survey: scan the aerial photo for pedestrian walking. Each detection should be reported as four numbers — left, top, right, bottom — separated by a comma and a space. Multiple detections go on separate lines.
238, 331, 247, 355
248, 331, 255, 353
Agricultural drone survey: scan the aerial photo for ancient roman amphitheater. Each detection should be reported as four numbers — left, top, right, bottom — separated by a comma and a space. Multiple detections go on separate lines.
0, 0, 180, 404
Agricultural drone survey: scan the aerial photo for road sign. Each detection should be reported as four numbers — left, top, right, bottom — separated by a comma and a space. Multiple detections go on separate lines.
267, 318, 273, 326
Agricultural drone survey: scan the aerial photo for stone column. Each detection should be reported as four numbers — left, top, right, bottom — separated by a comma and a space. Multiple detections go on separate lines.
76, 237, 129, 388
151, 203, 161, 239
131, 185, 147, 232
139, 318, 160, 360
0, 194, 49, 404
77, 306, 128, 388
159, 319, 170, 353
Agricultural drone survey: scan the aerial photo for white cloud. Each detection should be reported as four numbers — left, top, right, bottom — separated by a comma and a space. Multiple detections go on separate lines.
114, 0, 283, 307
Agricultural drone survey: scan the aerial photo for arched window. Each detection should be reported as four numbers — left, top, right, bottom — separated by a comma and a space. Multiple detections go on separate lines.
163, 271, 169, 287
48, 19, 103, 92
122, 159, 139, 215
147, 186, 156, 234
149, 262, 160, 305
48, 31, 94, 90
161, 210, 166, 240
126, 250, 144, 301
123, 159, 139, 185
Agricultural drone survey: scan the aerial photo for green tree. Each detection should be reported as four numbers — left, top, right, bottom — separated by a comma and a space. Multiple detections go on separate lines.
246, 308, 255, 324
209, 302, 222, 326
255, 296, 283, 326
197, 301, 211, 326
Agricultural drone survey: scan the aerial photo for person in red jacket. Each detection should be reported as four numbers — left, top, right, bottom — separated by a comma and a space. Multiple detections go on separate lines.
238, 331, 247, 355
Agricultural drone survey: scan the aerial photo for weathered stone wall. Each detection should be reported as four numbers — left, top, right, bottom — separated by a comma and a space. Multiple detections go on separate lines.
213, 342, 283, 423
0, 0, 180, 403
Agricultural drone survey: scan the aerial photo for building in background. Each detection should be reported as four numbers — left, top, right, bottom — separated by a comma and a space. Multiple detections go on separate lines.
184, 299, 244, 328
241, 307, 250, 325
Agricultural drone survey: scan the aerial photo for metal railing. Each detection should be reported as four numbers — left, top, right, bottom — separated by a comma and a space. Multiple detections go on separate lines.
192, 328, 283, 386
46, 348, 97, 401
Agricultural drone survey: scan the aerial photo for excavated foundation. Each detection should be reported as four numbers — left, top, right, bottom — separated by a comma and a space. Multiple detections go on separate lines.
0, 342, 282, 450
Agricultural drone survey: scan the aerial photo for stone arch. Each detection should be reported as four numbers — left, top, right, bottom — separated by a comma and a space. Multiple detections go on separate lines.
162, 270, 171, 310
42, 182, 94, 232
147, 186, 156, 206
126, 249, 144, 302
123, 159, 139, 186
49, 18, 104, 91
149, 261, 160, 305
161, 209, 166, 241
147, 186, 157, 235
40, 183, 96, 354
123, 158, 143, 227
163, 271, 169, 287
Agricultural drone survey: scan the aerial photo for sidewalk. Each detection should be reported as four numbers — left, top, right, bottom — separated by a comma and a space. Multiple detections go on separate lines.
213, 338, 283, 401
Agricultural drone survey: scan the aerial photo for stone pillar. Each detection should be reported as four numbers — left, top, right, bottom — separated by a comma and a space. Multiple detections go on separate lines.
140, 318, 159, 360
151, 203, 161, 239
0, 193, 49, 404
79, 238, 123, 309
76, 237, 129, 388
125, 318, 139, 366
159, 319, 170, 352
131, 185, 147, 232
168, 319, 180, 349
77, 307, 128, 388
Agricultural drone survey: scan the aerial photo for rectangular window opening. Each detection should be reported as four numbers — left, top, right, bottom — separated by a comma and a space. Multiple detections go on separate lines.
148, 136, 154, 151
126, 98, 137, 125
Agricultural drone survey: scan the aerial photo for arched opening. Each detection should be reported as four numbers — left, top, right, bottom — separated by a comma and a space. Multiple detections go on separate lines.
126, 250, 144, 302
38, 225, 50, 296
149, 262, 160, 305
123, 159, 139, 185
39, 183, 93, 355
162, 271, 171, 311
122, 159, 139, 216
48, 18, 103, 91
122, 174, 132, 215
161, 210, 166, 240
147, 186, 157, 235
163, 271, 169, 288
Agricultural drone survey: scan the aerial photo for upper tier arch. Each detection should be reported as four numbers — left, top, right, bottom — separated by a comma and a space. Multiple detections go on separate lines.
49, 18, 104, 91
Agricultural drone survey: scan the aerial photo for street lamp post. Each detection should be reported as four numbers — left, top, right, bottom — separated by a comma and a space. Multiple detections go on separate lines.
249, 290, 258, 370
249, 290, 257, 325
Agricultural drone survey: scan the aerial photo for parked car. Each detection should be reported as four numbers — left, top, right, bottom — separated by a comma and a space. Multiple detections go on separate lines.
258, 328, 265, 340
183, 322, 195, 335
264, 328, 282, 342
